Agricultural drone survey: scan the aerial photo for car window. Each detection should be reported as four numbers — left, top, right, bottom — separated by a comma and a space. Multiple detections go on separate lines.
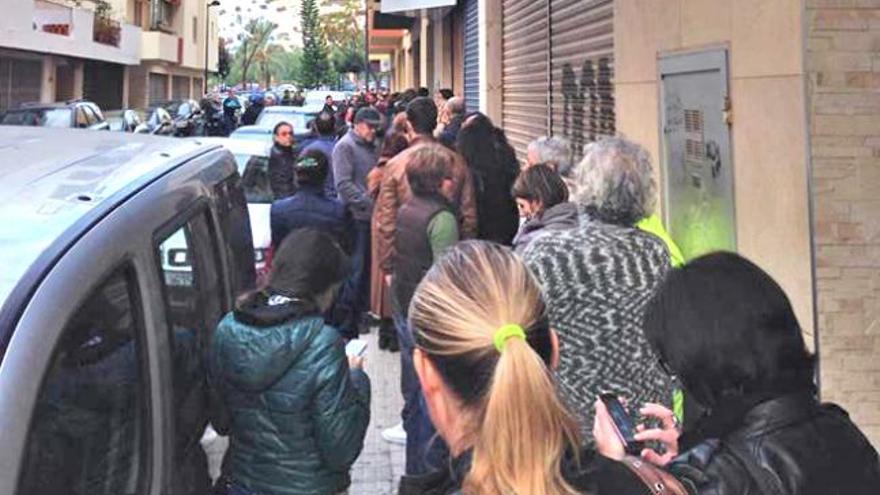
81, 106, 98, 126
256, 111, 307, 130
75, 106, 89, 128
17, 266, 146, 495
89, 104, 105, 123
235, 154, 273, 204
155, 211, 223, 491
0, 108, 72, 127
213, 177, 257, 297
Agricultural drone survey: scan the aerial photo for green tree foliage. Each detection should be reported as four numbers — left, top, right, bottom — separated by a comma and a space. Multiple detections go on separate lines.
218, 38, 232, 80
323, 0, 365, 75
300, 0, 332, 88
237, 18, 276, 87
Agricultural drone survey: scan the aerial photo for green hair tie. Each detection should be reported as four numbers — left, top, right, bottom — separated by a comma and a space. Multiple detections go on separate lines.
494, 324, 526, 353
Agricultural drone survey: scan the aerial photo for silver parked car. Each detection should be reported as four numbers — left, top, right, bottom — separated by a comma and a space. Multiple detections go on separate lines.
0, 127, 256, 494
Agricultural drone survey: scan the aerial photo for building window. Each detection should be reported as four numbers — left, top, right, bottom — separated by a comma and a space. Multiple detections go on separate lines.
193, 16, 198, 44
154, 0, 175, 31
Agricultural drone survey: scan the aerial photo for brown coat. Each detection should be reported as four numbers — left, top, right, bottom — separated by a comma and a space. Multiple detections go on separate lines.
368, 156, 393, 319
375, 136, 478, 276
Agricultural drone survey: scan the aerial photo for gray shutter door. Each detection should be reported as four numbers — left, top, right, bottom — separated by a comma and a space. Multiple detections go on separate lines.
463, 0, 479, 114
0, 56, 42, 111
549, 0, 615, 160
148, 73, 168, 105
502, 0, 550, 161
172, 75, 189, 100
84, 61, 124, 111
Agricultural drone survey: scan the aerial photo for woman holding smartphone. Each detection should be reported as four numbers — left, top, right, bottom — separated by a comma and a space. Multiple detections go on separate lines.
209, 229, 371, 495
594, 252, 880, 494
399, 241, 652, 494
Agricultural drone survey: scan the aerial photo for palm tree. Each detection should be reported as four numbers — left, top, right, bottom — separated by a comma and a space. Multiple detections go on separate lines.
238, 18, 276, 87
254, 44, 285, 89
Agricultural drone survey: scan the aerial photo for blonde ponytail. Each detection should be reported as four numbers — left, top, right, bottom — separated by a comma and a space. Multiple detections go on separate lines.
409, 241, 581, 495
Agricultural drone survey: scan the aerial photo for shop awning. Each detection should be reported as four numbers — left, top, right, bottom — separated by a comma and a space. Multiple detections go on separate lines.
380, 0, 457, 14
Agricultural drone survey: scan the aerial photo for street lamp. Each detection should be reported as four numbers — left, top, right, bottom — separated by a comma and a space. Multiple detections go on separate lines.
204, 0, 221, 95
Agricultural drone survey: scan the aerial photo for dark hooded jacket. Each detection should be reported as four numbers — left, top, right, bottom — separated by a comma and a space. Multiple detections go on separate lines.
512, 202, 579, 254
210, 297, 370, 495
269, 143, 297, 200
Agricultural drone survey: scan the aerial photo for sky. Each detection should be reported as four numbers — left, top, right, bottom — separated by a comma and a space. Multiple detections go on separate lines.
217, 0, 344, 51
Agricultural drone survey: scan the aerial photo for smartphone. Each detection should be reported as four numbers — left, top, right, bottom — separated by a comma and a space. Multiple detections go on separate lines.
599, 393, 644, 456
345, 339, 368, 358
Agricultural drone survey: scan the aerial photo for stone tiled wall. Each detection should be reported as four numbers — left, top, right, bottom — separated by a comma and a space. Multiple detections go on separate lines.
807, 0, 880, 446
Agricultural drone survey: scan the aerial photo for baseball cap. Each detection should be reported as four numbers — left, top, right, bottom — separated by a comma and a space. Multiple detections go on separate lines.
354, 107, 383, 127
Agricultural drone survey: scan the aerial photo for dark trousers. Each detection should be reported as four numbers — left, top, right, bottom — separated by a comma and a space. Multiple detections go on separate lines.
335, 220, 371, 339
393, 303, 448, 475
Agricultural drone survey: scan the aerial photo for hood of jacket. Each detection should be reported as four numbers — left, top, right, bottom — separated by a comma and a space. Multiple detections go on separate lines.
215, 297, 324, 392
523, 202, 579, 234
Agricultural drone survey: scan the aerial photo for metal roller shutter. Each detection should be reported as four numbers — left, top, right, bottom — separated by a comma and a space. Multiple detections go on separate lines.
0, 56, 42, 112
148, 73, 168, 105
463, 0, 479, 114
172, 75, 189, 100
502, 0, 550, 161
84, 61, 124, 111
549, 0, 615, 160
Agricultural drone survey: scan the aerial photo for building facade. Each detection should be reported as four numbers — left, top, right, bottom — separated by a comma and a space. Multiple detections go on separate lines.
0, 0, 219, 113
371, 0, 880, 447
0, 0, 141, 112
125, 0, 219, 109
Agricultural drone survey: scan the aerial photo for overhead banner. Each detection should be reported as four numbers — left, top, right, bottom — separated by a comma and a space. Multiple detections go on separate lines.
380, 0, 457, 14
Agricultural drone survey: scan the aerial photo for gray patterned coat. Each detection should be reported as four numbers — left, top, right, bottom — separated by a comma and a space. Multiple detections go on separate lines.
522, 215, 674, 444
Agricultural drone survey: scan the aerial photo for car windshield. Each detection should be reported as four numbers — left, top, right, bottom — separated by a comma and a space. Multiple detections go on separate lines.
0, 108, 71, 128
230, 130, 272, 142
235, 154, 273, 204
256, 111, 313, 131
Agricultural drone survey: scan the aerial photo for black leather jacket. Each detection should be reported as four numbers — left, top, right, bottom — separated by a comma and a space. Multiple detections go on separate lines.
670, 394, 880, 494
269, 143, 296, 200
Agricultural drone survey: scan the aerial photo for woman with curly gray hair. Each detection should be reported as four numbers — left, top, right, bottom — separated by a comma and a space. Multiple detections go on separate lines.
520, 136, 676, 445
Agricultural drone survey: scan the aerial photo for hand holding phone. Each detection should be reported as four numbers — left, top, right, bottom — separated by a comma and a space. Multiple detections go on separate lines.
345, 339, 368, 358
599, 393, 644, 456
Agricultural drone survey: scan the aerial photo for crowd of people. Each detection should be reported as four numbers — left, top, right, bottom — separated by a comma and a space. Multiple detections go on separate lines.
210, 86, 880, 495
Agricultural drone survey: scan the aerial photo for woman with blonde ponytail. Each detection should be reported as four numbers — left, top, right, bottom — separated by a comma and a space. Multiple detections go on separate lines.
398, 241, 651, 495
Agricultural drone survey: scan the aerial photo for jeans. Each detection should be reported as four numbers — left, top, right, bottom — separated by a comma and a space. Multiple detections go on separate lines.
335, 220, 371, 339
393, 302, 449, 475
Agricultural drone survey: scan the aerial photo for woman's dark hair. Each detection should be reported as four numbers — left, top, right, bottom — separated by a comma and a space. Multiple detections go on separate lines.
379, 132, 409, 161
294, 149, 329, 187
314, 111, 335, 136
406, 144, 451, 197
236, 229, 349, 311
644, 252, 815, 409
512, 164, 569, 212
437, 88, 454, 100
417, 87, 430, 98
406, 97, 438, 135
457, 113, 520, 190
272, 121, 292, 136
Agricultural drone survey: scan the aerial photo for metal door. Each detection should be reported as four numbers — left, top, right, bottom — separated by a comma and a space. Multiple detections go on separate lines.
550, 0, 615, 161
148, 73, 169, 106
463, 0, 479, 114
660, 48, 735, 261
502, 0, 549, 160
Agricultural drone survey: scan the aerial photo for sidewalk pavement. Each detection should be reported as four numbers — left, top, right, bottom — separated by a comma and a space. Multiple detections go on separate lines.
202, 330, 406, 493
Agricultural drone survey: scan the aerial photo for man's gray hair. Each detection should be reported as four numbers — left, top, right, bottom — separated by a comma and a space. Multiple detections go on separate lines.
527, 136, 573, 175
572, 136, 657, 226
446, 97, 466, 116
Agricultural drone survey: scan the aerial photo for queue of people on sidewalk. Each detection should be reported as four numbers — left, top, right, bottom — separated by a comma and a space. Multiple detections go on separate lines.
210, 86, 880, 495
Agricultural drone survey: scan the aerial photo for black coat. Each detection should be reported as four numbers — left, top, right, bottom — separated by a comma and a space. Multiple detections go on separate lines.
398, 449, 652, 495
670, 393, 880, 494
268, 143, 297, 200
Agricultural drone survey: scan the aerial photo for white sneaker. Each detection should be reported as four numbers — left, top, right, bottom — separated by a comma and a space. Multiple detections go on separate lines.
381, 422, 407, 445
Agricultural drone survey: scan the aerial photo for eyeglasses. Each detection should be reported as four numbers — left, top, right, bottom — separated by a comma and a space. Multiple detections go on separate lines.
278, 131, 293, 137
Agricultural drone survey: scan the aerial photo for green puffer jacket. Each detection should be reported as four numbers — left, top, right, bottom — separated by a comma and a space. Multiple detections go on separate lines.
210, 299, 371, 495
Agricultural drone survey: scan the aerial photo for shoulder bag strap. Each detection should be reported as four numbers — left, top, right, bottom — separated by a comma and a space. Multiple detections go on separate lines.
621, 456, 690, 495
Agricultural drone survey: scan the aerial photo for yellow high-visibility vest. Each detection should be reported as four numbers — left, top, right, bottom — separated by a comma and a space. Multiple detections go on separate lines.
636, 214, 685, 268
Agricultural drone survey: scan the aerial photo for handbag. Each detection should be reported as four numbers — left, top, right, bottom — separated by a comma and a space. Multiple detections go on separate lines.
621, 456, 689, 495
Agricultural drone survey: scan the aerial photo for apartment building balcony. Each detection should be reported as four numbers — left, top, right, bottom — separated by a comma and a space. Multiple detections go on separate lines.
141, 30, 182, 65
0, 0, 142, 65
